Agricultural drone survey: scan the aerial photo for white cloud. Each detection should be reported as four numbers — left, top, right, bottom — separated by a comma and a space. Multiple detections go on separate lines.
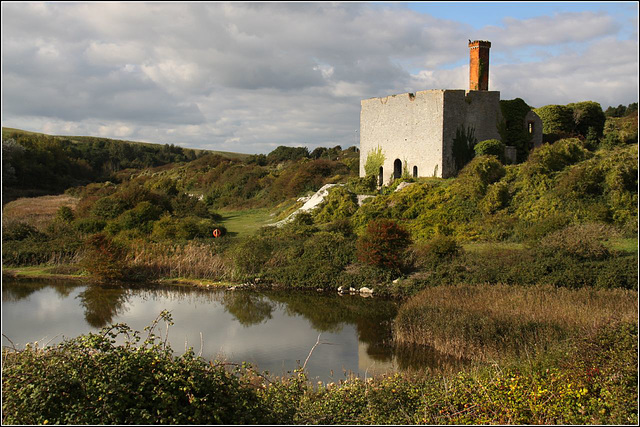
1, 3, 637, 153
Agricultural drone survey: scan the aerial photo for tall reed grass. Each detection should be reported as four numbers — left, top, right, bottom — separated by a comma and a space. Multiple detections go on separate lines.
394, 283, 637, 361
127, 241, 233, 281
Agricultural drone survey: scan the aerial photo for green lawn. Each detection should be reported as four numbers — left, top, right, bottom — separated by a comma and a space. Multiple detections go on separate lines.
219, 208, 276, 238
462, 241, 525, 253
607, 237, 638, 254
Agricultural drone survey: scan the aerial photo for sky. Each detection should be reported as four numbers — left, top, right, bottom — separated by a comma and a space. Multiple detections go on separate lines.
1, 2, 638, 154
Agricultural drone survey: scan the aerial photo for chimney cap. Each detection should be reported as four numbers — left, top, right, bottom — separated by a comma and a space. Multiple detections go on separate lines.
468, 40, 491, 47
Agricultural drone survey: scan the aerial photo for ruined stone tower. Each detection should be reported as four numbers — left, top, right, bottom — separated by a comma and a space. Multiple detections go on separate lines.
468, 40, 491, 91
359, 39, 540, 182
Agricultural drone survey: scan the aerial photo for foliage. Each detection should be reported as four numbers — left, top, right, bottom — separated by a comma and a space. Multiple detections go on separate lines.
81, 233, 130, 283
604, 102, 638, 117
567, 101, 606, 138
356, 219, 412, 273
536, 223, 618, 261
3, 316, 636, 425
346, 175, 377, 194
1, 312, 270, 424
451, 125, 477, 172
313, 186, 358, 223
533, 104, 575, 142
266, 145, 310, 164
499, 98, 533, 161
364, 145, 385, 178
474, 139, 505, 162
411, 234, 462, 269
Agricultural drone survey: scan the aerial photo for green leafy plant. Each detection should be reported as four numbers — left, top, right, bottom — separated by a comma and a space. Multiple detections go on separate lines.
364, 145, 386, 177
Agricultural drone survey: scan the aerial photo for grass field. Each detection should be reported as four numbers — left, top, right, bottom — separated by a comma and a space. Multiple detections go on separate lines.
219, 208, 276, 238
2, 195, 79, 230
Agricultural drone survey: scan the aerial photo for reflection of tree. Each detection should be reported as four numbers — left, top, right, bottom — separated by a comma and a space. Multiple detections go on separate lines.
267, 291, 398, 362
76, 285, 130, 328
2, 280, 81, 302
221, 292, 274, 326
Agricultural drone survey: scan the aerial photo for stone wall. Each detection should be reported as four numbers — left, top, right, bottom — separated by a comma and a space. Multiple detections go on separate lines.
359, 89, 503, 181
524, 110, 543, 148
360, 90, 446, 182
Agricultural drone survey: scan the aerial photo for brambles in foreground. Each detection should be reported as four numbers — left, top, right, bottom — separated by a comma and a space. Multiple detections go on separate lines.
2, 314, 636, 424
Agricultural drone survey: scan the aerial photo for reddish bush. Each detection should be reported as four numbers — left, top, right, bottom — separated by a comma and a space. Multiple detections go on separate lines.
356, 219, 411, 272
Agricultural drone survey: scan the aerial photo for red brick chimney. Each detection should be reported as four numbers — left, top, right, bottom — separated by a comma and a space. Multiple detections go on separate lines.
469, 40, 491, 91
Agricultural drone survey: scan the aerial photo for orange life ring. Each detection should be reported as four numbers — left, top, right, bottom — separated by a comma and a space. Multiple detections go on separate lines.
212, 228, 221, 238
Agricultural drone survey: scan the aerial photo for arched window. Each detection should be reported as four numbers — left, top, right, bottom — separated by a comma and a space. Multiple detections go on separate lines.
393, 159, 402, 180
413, 166, 418, 178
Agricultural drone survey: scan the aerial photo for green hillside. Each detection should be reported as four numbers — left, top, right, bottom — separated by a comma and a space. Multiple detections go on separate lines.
2, 127, 251, 160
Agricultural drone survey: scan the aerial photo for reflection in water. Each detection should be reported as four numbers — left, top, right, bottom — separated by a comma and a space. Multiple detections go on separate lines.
76, 285, 131, 328
267, 291, 397, 363
2, 280, 81, 303
2, 280, 471, 378
221, 292, 274, 326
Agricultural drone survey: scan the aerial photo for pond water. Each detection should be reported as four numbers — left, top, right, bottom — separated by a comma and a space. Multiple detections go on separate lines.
2, 279, 466, 382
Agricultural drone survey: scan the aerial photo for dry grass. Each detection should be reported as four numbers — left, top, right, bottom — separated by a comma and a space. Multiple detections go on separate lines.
2, 195, 79, 230
394, 284, 638, 361
127, 241, 233, 280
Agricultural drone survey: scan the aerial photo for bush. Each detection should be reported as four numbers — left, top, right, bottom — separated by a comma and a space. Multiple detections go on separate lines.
2, 222, 45, 241
411, 235, 462, 269
474, 139, 505, 162
356, 219, 411, 273
567, 101, 606, 138
313, 186, 358, 223
534, 104, 575, 141
266, 231, 355, 289
1, 312, 270, 424
537, 223, 618, 261
81, 233, 129, 282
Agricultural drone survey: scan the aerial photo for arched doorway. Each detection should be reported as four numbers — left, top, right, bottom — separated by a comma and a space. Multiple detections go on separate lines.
393, 159, 402, 180
378, 166, 383, 186
413, 166, 418, 178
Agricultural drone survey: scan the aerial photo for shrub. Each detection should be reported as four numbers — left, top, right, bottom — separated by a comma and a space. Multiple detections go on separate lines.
567, 101, 606, 138
91, 196, 128, 220
480, 181, 510, 214
346, 175, 377, 194
537, 223, 618, 261
2, 222, 45, 241
313, 186, 358, 223
266, 231, 355, 289
474, 139, 505, 162
81, 233, 129, 282
411, 235, 462, 269
364, 146, 386, 178
1, 312, 270, 424
56, 206, 74, 223
534, 104, 575, 141
266, 146, 309, 164
356, 219, 411, 273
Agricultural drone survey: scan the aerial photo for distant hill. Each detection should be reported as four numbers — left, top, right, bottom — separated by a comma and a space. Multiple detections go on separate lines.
2, 127, 251, 161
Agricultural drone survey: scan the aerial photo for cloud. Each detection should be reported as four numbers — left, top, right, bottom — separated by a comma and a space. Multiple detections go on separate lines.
481, 11, 619, 48
1, 3, 637, 153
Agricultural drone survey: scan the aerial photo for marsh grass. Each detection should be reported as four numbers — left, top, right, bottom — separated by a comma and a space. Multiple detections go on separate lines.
127, 241, 233, 280
394, 284, 637, 361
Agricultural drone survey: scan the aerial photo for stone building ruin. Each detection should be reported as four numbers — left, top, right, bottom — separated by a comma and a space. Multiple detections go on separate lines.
359, 40, 542, 182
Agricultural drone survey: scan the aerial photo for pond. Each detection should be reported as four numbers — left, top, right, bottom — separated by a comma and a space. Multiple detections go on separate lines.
2, 279, 467, 382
